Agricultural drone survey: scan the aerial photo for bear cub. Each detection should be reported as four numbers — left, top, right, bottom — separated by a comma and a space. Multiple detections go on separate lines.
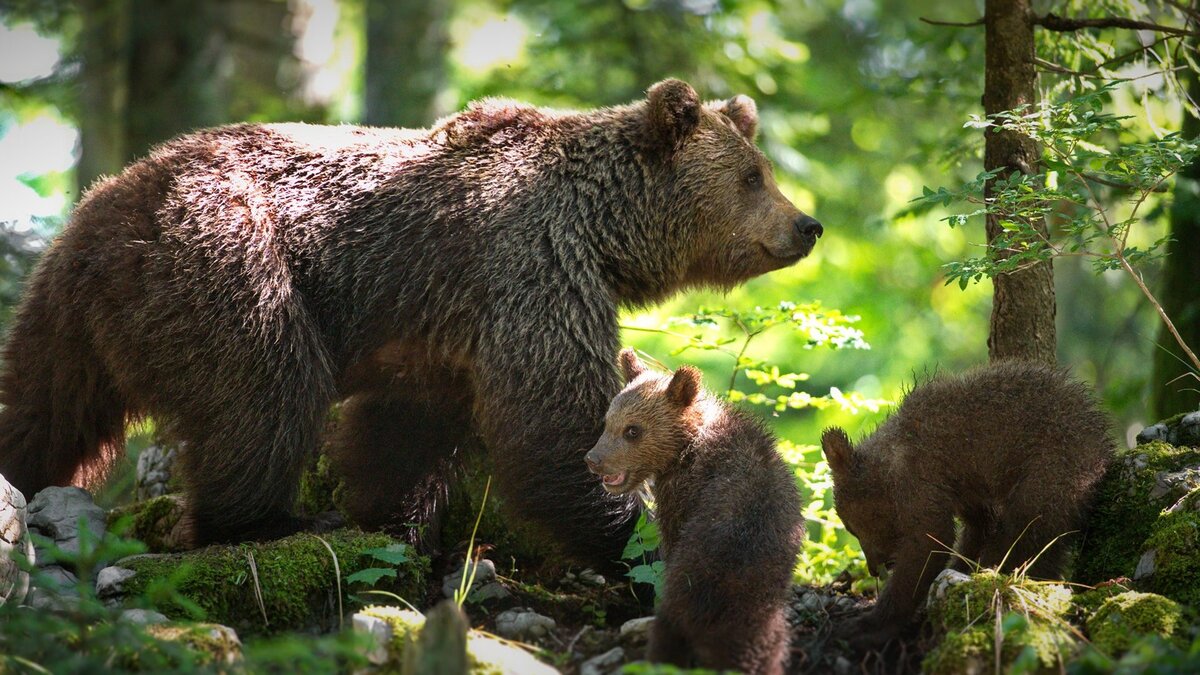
586, 349, 805, 675
822, 360, 1115, 646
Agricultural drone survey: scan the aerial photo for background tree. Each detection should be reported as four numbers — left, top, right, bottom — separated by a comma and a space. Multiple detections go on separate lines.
363, 0, 450, 127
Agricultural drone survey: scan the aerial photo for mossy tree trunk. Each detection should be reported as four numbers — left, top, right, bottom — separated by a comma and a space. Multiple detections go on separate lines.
1151, 67, 1200, 418
983, 0, 1057, 365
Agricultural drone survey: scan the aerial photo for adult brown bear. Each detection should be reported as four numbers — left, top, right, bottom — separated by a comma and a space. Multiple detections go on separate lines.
0, 79, 821, 565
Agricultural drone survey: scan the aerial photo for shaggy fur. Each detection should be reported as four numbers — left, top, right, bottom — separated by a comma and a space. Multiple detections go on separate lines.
0, 79, 821, 564
586, 350, 805, 674
822, 360, 1115, 645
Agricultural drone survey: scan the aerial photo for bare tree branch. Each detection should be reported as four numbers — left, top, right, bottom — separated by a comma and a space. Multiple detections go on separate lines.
1034, 12, 1200, 37
920, 16, 984, 27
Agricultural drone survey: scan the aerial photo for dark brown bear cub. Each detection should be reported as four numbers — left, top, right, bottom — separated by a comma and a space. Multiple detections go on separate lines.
586, 349, 805, 675
822, 360, 1115, 646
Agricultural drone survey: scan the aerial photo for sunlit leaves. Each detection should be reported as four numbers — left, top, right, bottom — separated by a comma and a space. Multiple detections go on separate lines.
917, 87, 1198, 290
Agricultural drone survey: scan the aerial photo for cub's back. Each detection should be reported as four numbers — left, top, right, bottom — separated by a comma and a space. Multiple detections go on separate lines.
877, 360, 1114, 486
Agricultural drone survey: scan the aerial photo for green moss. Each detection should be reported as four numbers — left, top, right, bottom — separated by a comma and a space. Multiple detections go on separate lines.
1086, 591, 1184, 656
121, 529, 429, 636
108, 495, 187, 553
924, 620, 1075, 675
1075, 441, 1200, 584
1073, 579, 1135, 617
1140, 510, 1200, 606
360, 605, 557, 674
144, 622, 242, 666
928, 569, 1072, 633
295, 453, 342, 516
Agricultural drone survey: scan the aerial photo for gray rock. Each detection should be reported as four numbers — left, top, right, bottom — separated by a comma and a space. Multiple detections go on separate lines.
469, 581, 511, 602
27, 486, 106, 562
1137, 411, 1200, 447
119, 608, 169, 625
1166, 488, 1200, 514
136, 443, 179, 501
26, 566, 81, 610
352, 612, 394, 666
494, 607, 556, 640
96, 566, 137, 600
1134, 549, 1156, 580
441, 558, 498, 599
1149, 468, 1200, 501
0, 474, 32, 606
927, 568, 972, 608
619, 616, 654, 643
1136, 423, 1170, 445
580, 646, 624, 675
577, 568, 606, 587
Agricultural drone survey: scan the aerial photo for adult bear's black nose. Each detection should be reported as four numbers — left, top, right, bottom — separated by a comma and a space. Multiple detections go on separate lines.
794, 214, 824, 239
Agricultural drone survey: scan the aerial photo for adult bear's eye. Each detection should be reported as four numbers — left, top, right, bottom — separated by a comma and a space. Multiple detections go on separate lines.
623, 425, 641, 440
743, 168, 763, 188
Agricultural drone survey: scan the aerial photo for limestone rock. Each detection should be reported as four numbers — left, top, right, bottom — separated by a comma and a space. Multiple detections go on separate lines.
0, 473, 32, 606
136, 443, 178, 501
494, 607, 556, 640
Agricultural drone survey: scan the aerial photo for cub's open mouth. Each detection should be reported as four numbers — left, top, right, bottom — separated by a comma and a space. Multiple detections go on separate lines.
602, 471, 627, 489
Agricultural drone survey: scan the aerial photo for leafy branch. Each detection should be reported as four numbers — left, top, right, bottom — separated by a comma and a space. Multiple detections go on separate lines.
623, 301, 887, 414
914, 87, 1200, 373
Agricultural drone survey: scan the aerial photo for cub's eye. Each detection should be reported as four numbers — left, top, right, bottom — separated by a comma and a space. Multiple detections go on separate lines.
743, 168, 763, 188
623, 425, 641, 441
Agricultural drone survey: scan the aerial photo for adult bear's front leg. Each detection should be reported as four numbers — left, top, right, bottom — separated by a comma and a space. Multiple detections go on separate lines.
472, 316, 641, 570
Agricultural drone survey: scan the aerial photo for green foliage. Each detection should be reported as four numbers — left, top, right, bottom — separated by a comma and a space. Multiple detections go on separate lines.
344, 543, 413, 586
777, 439, 866, 585
621, 511, 665, 601
629, 301, 887, 414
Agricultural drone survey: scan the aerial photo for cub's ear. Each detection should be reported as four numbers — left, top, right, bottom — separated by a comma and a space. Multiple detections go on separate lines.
821, 427, 854, 475
666, 365, 702, 406
647, 79, 700, 150
709, 94, 758, 140
618, 348, 646, 383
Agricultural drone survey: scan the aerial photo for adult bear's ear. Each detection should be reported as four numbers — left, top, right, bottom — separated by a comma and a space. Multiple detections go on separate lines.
821, 427, 854, 476
618, 348, 646, 383
647, 79, 700, 150
666, 365, 702, 406
709, 94, 758, 140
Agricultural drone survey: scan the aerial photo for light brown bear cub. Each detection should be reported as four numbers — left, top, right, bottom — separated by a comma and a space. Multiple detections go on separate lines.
822, 360, 1115, 646
586, 349, 805, 675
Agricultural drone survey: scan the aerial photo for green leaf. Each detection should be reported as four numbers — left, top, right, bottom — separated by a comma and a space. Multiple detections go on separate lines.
362, 544, 410, 565
346, 567, 397, 586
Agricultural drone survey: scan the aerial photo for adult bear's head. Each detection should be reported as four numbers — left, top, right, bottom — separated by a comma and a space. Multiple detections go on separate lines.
640, 78, 822, 291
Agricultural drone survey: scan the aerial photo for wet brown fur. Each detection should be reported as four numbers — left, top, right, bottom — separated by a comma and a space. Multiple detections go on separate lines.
822, 360, 1115, 645
0, 80, 820, 564
587, 349, 805, 674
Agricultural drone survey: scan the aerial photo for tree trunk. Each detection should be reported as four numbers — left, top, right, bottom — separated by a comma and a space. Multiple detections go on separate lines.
983, 0, 1057, 364
363, 0, 449, 128
1150, 71, 1200, 417
76, 0, 129, 197
124, 0, 226, 160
